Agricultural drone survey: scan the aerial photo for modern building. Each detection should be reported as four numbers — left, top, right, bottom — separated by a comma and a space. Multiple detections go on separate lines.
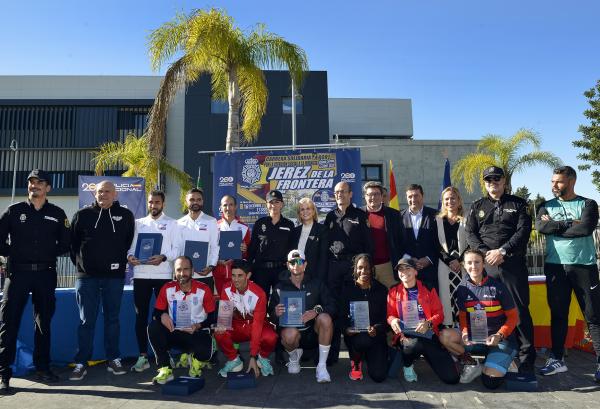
0, 73, 478, 217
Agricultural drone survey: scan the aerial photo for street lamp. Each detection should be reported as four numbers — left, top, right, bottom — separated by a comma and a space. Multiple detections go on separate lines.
10, 139, 18, 204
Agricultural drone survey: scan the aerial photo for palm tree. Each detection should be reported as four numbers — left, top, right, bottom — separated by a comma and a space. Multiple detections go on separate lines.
93, 133, 193, 206
146, 8, 308, 157
453, 128, 562, 194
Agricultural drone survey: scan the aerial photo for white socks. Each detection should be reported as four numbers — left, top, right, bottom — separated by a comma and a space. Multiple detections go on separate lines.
318, 344, 330, 366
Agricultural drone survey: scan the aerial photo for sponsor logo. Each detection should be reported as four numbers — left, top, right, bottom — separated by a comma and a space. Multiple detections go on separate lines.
112, 216, 122, 221
219, 176, 234, 187
80, 182, 143, 192
241, 158, 261, 185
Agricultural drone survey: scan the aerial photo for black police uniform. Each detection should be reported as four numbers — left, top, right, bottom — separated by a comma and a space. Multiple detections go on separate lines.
0, 200, 70, 380
465, 193, 536, 368
247, 215, 295, 296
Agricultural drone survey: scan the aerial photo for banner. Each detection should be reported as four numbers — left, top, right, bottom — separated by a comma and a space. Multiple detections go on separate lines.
212, 148, 362, 226
78, 176, 146, 219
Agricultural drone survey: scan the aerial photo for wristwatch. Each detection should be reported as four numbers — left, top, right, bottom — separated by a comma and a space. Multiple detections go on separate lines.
499, 248, 507, 256
313, 305, 323, 314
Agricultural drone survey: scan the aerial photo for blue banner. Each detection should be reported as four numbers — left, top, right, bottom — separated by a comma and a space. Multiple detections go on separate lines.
212, 148, 362, 226
78, 176, 146, 219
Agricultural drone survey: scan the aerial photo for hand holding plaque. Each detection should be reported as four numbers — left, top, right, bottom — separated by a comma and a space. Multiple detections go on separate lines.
172, 299, 193, 331
279, 291, 305, 327
216, 300, 233, 331
349, 301, 370, 332
469, 307, 488, 344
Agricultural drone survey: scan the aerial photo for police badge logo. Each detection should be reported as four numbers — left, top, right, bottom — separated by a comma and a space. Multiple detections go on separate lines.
241, 158, 261, 185
64, 218, 70, 228
193, 252, 200, 259
20, 214, 27, 222
261, 223, 266, 232
478, 210, 485, 218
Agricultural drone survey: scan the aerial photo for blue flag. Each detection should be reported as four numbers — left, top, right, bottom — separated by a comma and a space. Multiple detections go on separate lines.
438, 159, 452, 210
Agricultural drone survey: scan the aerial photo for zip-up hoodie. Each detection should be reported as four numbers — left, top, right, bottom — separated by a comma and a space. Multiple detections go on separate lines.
70, 201, 135, 278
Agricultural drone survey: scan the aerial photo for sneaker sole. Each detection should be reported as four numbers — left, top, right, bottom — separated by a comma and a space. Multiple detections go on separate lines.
153, 376, 174, 385
349, 374, 363, 381
317, 377, 331, 383
107, 368, 127, 375
131, 363, 151, 373
69, 370, 87, 381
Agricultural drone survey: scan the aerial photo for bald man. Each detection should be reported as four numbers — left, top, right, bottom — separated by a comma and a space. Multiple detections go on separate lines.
69, 180, 135, 380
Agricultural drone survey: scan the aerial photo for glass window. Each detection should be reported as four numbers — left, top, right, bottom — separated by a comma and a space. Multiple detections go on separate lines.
282, 96, 303, 114
361, 165, 382, 182
211, 100, 228, 114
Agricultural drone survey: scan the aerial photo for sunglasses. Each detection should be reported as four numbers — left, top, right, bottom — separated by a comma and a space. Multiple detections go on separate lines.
484, 176, 502, 182
288, 258, 305, 266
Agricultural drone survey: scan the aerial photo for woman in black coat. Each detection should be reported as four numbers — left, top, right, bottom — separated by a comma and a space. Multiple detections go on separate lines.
292, 198, 328, 281
340, 253, 388, 382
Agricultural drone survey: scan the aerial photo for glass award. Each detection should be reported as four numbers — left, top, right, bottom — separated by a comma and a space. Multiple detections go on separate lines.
349, 301, 370, 332
172, 299, 192, 330
280, 291, 305, 327
470, 307, 488, 344
400, 300, 420, 330
216, 300, 233, 330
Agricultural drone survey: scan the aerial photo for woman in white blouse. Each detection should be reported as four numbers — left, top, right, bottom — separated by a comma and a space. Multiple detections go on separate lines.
292, 198, 328, 281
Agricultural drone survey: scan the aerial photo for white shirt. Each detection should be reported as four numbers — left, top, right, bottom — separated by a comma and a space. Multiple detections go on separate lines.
297, 223, 313, 254
177, 212, 219, 278
128, 213, 179, 280
409, 207, 423, 239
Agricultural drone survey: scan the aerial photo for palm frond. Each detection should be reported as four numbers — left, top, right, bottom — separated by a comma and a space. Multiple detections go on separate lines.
148, 11, 190, 72
452, 152, 496, 194
238, 65, 268, 142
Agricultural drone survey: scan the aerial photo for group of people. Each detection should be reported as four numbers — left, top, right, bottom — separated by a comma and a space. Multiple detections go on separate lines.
0, 164, 599, 394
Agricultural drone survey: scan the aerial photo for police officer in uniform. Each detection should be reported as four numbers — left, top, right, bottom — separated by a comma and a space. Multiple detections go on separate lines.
0, 170, 70, 393
465, 166, 536, 374
247, 190, 295, 296
325, 181, 373, 363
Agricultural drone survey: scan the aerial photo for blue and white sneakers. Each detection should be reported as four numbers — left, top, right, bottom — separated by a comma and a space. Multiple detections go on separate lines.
539, 357, 568, 376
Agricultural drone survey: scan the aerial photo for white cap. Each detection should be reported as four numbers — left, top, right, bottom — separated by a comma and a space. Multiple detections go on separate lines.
287, 249, 306, 261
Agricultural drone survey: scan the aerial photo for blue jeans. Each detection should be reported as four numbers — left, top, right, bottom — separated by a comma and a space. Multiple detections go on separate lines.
74, 277, 124, 363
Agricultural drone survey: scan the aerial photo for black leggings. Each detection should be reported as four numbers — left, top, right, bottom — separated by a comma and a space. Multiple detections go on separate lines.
133, 278, 169, 355
344, 333, 388, 382
147, 320, 214, 367
546, 263, 600, 360
399, 336, 459, 384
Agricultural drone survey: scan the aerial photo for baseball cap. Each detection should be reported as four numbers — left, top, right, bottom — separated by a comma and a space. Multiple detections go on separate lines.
266, 190, 283, 202
482, 166, 505, 179
394, 258, 417, 271
27, 169, 51, 186
287, 249, 306, 261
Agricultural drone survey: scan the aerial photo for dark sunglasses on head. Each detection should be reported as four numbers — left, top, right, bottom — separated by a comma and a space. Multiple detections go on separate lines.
484, 176, 502, 182
288, 258, 305, 266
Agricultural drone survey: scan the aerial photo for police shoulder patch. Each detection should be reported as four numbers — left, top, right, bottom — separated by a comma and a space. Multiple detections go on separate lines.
65, 218, 70, 228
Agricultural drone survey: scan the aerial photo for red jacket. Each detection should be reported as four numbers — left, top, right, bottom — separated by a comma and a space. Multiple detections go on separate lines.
387, 279, 444, 336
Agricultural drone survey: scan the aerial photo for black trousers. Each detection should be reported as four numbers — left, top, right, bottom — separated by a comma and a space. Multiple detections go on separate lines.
147, 320, 213, 368
328, 259, 353, 362
487, 256, 536, 366
252, 266, 282, 297
545, 263, 600, 360
399, 336, 459, 384
0, 269, 56, 378
133, 278, 169, 355
344, 333, 388, 382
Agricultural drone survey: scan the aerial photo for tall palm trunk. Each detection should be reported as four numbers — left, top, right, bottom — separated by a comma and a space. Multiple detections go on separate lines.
226, 68, 242, 151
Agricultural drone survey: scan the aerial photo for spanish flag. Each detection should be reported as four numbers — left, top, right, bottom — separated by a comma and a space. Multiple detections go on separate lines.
389, 160, 400, 210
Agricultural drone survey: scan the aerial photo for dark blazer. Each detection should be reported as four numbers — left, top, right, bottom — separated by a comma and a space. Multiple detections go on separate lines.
361, 205, 402, 268
292, 222, 328, 281
399, 206, 440, 290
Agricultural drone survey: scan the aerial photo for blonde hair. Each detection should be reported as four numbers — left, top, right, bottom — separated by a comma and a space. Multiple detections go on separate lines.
297, 197, 318, 223
437, 186, 464, 220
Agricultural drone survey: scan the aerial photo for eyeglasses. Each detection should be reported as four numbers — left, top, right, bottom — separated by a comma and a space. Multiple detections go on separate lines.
484, 176, 502, 183
288, 258, 305, 266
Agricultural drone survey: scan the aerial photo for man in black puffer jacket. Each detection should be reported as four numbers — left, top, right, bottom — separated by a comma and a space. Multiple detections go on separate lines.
68, 180, 134, 381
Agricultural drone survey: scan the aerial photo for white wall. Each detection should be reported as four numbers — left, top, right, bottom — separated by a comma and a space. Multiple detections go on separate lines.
329, 98, 413, 137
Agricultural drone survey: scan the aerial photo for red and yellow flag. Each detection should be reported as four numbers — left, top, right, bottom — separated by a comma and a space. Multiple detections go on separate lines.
389, 160, 399, 210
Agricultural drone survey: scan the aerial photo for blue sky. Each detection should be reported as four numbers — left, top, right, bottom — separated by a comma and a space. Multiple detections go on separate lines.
2, 0, 599, 200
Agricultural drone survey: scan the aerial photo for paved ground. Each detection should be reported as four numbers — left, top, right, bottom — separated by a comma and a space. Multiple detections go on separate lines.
1, 349, 599, 409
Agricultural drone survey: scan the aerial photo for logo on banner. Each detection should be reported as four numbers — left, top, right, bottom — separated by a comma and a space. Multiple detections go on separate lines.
241, 158, 261, 185
219, 176, 234, 187
340, 172, 357, 183
80, 182, 143, 192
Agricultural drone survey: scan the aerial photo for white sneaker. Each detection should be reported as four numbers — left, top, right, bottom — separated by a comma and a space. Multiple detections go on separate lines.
460, 361, 482, 384
316, 364, 331, 383
286, 348, 303, 374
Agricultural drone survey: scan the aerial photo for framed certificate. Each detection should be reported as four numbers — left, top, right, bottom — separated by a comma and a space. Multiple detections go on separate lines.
184, 240, 209, 272
279, 291, 305, 327
349, 301, 370, 332
134, 233, 163, 263
218, 231, 242, 260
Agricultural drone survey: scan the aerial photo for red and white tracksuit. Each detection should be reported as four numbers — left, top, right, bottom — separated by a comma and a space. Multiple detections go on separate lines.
214, 281, 278, 360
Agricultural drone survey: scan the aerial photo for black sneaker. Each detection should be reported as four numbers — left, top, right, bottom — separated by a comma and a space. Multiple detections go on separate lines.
35, 370, 60, 382
518, 361, 535, 375
0, 377, 11, 395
